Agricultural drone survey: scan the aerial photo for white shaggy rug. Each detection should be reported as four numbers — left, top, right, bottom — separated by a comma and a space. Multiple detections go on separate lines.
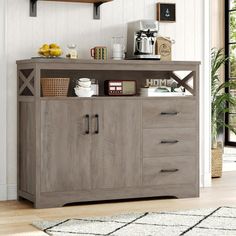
33, 206, 236, 236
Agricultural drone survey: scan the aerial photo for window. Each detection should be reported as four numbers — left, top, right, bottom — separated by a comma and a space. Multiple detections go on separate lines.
225, 0, 236, 145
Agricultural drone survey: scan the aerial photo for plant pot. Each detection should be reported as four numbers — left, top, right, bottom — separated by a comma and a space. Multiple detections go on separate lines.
211, 142, 223, 178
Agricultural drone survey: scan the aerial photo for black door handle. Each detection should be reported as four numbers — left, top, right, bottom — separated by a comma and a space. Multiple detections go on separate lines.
85, 114, 90, 134
160, 169, 179, 173
95, 114, 99, 134
161, 140, 179, 144
160, 112, 179, 116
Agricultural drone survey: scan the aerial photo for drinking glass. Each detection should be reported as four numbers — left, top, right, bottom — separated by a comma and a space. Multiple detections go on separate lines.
112, 36, 125, 60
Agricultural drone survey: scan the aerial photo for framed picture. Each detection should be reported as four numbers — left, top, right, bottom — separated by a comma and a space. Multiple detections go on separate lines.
157, 3, 176, 22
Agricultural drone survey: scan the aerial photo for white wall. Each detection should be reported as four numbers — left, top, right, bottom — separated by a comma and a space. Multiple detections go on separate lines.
211, 0, 224, 49
211, 0, 225, 83
0, 0, 7, 201
1, 0, 210, 200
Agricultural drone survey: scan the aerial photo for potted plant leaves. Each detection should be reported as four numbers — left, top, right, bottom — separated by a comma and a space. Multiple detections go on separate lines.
211, 48, 236, 177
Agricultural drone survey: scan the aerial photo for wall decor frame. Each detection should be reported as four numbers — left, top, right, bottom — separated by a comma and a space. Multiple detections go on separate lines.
157, 3, 176, 22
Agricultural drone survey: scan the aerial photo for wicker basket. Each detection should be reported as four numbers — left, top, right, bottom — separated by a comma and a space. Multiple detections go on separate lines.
41, 78, 70, 97
211, 142, 223, 178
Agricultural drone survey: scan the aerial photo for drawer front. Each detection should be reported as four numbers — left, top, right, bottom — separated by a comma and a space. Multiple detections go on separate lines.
142, 99, 196, 128
143, 128, 196, 157
143, 156, 196, 186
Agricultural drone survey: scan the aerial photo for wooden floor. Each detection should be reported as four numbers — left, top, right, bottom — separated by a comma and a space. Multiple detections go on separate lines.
1, 171, 236, 236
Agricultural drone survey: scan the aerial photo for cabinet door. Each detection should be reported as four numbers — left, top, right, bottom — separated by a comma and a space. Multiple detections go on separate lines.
91, 99, 141, 189
41, 100, 92, 193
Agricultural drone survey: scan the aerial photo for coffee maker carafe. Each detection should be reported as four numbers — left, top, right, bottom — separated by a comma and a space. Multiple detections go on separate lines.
136, 30, 156, 55
126, 20, 160, 60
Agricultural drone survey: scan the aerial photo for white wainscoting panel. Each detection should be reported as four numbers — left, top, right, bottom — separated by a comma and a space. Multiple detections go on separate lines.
4, 0, 210, 200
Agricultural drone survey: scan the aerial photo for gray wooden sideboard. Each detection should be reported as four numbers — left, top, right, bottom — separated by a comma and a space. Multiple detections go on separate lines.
17, 59, 200, 208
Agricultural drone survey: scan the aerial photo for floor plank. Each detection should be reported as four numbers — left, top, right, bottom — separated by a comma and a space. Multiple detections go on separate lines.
1, 171, 236, 235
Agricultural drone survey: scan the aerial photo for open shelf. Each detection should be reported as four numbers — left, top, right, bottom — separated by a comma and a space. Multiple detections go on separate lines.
30, 0, 113, 19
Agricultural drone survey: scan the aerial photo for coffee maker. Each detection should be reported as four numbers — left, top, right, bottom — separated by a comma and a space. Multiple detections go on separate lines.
126, 20, 160, 60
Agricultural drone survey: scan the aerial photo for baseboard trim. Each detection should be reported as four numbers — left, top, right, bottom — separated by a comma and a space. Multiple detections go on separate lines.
201, 173, 212, 187
223, 154, 236, 161
0, 184, 7, 201
7, 184, 17, 200
0, 184, 17, 201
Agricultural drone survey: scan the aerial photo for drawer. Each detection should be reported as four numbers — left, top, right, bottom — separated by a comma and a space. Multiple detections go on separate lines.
143, 128, 196, 157
143, 156, 196, 186
142, 99, 196, 128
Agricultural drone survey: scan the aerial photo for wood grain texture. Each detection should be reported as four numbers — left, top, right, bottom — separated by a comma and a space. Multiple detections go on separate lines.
40, 100, 92, 193
16, 59, 201, 66
17, 60, 199, 208
142, 156, 196, 186
91, 99, 142, 189
19, 102, 36, 195
143, 128, 196, 157
142, 98, 196, 128
36, 184, 198, 208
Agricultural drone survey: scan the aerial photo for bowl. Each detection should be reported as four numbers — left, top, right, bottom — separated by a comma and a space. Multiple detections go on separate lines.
78, 81, 92, 88
74, 88, 94, 97
79, 78, 91, 82
75, 86, 92, 91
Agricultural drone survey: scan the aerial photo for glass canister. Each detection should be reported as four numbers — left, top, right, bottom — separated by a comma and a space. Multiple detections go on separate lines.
112, 36, 125, 60
67, 44, 78, 59
91, 79, 99, 96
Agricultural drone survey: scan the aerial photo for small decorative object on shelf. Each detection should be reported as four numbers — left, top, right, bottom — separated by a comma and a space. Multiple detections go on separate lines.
91, 79, 99, 96
90, 46, 108, 60
156, 37, 175, 61
104, 80, 136, 96
41, 78, 70, 97
38, 43, 62, 58
157, 3, 176, 22
66, 44, 78, 59
74, 78, 94, 97
145, 78, 173, 87
141, 79, 185, 97
112, 36, 125, 60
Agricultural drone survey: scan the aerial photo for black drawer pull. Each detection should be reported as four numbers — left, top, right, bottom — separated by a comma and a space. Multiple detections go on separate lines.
161, 169, 179, 173
85, 114, 90, 134
95, 114, 99, 134
161, 140, 179, 144
160, 112, 179, 116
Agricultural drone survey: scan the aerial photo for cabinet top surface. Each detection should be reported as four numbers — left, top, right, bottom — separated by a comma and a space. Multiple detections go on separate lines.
16, 58, 201, 66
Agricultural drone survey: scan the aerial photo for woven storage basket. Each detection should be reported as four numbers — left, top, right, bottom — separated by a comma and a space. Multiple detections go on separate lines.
211, 142, 223, 178
41, 78, 70, 97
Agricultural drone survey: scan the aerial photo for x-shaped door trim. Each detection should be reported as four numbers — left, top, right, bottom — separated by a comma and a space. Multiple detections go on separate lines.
169, 71, 195, 95
19, 70, 35, 96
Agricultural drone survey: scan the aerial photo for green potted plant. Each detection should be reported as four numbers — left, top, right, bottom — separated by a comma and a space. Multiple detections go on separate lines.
211, 48, 236, 177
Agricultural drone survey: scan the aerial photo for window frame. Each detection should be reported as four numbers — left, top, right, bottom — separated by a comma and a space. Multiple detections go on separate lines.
225, 0, 236, 146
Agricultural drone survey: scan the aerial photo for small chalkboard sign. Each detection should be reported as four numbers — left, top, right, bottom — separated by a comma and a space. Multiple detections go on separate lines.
157, 3, 176, 22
